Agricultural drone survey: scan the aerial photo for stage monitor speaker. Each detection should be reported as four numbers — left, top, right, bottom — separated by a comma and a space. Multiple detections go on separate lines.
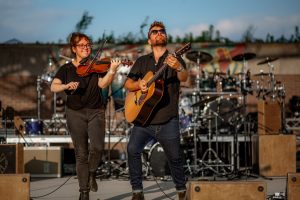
0, 173, 30, 200
0, 144, 24, 174
252, 135, 296, 176
287, 173, 300, 200
24, 146, 63, 177
257, 100, 281, 134
187, 181, 266, 200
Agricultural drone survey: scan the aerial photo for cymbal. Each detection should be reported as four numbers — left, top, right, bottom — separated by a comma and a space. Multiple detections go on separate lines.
220, 106, 244, 116
191, 96, 219, 107
257, 57, 278, 65
208, 72, 226, 76
253, 72, 271, 76
186, 51, 213, 64
232, 53, 256, 61
234, 72, 246, 76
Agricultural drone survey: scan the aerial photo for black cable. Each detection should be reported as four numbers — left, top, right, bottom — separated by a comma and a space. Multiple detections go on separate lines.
30, 176, 73, 199
143, 160, 175, 200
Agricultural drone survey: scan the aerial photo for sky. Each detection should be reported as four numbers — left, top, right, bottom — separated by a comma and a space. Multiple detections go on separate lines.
0, 0, 300, 43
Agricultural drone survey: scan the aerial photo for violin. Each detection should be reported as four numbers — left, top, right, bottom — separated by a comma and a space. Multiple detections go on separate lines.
76, 57, 133, 77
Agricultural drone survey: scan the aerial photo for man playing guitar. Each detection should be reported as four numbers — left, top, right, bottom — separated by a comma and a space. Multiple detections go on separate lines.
124, 21, 188, 200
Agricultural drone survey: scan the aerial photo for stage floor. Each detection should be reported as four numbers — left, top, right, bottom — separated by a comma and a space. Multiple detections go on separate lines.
30, 176, 287, 200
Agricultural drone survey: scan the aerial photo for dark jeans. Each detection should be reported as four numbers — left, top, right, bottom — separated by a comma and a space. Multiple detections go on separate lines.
66, 107, 105, 191
127, 117, 186, 191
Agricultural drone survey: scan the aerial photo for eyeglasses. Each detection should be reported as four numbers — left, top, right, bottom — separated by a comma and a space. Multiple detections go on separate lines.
76, 43, 92, 49
150, 29, 166, 35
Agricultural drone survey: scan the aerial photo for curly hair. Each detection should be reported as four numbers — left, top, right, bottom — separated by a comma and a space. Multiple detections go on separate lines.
69, 32, 91, 55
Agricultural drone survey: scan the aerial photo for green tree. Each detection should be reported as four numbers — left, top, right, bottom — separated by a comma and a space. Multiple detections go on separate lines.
241, 25, 255, 42
75, 11, 93, 33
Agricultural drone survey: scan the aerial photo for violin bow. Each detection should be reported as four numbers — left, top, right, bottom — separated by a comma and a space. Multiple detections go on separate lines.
80, 39, 107, 70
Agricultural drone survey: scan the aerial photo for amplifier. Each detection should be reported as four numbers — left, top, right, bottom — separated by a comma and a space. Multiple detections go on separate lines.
24, 146, 63, 177
257, 100, 281, 134
0, 173, 30, 200
0, 144, 24, 173
252, 135, 296, 176
187, 181, 266, 200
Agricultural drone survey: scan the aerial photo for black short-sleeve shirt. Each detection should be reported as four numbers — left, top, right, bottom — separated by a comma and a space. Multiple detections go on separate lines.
54, 62, 105, 110
127, 50, 186, 125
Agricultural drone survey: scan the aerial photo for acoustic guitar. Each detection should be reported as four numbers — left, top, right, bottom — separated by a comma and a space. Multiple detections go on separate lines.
124, 43, 191, 125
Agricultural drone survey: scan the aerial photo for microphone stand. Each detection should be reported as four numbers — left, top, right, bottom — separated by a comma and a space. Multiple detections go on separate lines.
37, 75, 42, 120
104, 83, 126, 178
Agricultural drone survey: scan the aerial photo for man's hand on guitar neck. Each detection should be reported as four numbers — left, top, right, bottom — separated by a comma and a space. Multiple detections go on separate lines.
164, 54, 182, 71
165, 54, 188, 82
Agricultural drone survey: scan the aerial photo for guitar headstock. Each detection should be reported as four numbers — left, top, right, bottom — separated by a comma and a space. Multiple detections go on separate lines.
174, 42, 191, 57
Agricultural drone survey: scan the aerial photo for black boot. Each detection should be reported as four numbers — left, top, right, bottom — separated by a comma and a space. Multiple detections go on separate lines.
79, 190, 89, 200
89, 172, 98, 192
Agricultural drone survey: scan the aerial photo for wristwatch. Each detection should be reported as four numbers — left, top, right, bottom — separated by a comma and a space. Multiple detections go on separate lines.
176, 65, 184, 72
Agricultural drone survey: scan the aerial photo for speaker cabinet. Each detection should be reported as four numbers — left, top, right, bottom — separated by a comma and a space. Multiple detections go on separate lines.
288, 173, 300, 200
252, 135, 296, 176
257, 100, 281, 134
24, 146, 63, 177
0, 173, 30, 200
0, 144, 24, 173
187, 181, 266, 200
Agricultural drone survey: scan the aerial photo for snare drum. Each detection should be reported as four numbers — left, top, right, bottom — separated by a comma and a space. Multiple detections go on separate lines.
25, 119, 43, 135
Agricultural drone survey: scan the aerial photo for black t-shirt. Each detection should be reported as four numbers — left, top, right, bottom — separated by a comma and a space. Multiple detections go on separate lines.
54, 62, 105, 110
127, 50, 186, 125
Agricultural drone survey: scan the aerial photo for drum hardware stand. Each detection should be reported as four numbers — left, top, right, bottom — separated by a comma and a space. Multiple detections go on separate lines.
230, 81, 271, 180
197, 109, 230, 177
37, 75, 42, 120
102, 85, 114, 178
266, 59, 289, 134
98, 83, 127, 178
1, 107, 8, 144
279, 85, 290, 134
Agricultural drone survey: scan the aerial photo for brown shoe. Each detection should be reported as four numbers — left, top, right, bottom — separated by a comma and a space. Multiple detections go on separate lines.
177, 191, 186, 200
131, 192, 145, 200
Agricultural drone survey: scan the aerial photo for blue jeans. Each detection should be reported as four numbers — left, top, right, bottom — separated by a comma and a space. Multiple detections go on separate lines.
127, 117, 186, 191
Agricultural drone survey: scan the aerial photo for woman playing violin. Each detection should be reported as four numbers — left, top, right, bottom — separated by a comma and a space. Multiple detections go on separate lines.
50, 32, 121, 200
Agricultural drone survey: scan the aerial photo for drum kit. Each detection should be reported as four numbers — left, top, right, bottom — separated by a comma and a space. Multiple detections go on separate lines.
142, 50, 287, 178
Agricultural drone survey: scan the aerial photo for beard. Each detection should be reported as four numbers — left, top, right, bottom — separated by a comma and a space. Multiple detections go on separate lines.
151, 36, 167, 47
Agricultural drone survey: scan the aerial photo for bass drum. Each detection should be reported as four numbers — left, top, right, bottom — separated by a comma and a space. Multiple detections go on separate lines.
25, 119, 43, 135
148, 142, 170, 177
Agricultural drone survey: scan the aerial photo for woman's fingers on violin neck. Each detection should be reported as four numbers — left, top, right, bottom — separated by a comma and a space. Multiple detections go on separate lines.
111, 58, 122, 64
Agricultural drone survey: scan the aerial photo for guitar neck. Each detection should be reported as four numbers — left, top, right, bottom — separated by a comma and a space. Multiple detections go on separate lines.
145, 42, 191, 87
146, 63, 168, 87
